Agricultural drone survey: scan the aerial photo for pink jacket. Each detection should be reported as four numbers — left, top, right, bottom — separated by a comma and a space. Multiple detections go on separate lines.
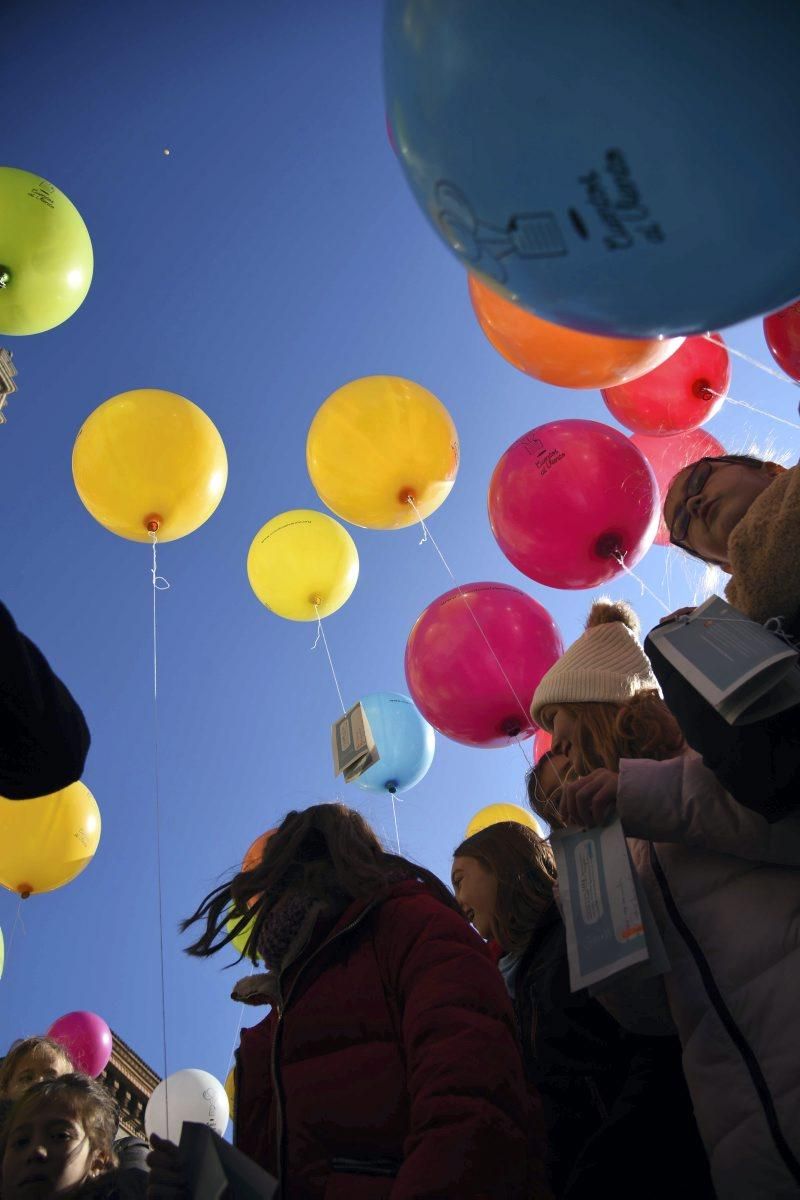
618, 751, 800, 1199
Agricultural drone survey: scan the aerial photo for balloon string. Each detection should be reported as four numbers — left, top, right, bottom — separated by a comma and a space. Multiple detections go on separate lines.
223, 961, 255, 1101
149, 534, 170, 1136
312, 606, 346, 715
389, 791, 401, 856
703, 333, 800, 388
711, 388, 800, 431
514, 733, 532, 768
612, 550, 673, 615
5, 896, 24, 961
406, 497, 532, 733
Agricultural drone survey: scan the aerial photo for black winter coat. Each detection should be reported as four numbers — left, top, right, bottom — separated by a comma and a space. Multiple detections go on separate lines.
513, 903, 713, 1199
0, 601, 90, 799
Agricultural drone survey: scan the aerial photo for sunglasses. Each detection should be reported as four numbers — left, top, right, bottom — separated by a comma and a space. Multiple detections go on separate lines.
668, 456, 744, 549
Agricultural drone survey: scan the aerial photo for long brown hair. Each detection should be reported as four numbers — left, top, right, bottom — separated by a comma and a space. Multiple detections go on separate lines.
526, 750, 574, 830
541, 691, 685, 775
452, 823, 556, 956
183, 802, 462, 960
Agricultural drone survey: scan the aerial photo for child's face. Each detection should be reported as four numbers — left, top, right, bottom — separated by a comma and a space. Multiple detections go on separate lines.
451, 856, 498, 942
2, 1102, 107, 1200
663, 459, 777, 566
5, 1049, 73, 1101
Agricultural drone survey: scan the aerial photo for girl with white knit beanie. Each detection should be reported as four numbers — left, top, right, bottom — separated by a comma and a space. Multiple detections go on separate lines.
530, 600, 800, 1200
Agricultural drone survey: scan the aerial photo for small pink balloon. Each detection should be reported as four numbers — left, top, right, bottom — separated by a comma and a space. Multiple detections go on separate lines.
630, 429, 726, 546
489, 419, 659, 589
533, 729, 553, 762
47, 1011, 112, 1077
404, 582, 563, 748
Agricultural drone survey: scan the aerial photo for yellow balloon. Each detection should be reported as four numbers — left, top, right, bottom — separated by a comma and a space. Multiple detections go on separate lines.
466, 803, 545, 839
72, 389, 228, 542
0, 167, 93, 335
306, 376, 459, 529
226, 911, 257, 957
224, 1067, 236, 1113
247, 509, 359, 622
0, 782, 101, 898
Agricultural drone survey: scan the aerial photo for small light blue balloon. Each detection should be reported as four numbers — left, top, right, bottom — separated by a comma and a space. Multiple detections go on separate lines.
355, 691, 435, 796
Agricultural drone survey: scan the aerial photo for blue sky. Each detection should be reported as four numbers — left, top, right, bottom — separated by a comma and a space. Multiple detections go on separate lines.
2, 0, 798, 1094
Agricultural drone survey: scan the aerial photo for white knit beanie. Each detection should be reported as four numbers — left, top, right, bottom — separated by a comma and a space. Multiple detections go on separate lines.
531, 600, 659, 732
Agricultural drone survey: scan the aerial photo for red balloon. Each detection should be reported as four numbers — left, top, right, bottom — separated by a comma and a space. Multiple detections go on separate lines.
488, 420, 658, 589
763, 300, 800, 383
630, 429, 726, 547
602, 334, 730, 435
404, 583, 563, 748
533, 729, 552, 762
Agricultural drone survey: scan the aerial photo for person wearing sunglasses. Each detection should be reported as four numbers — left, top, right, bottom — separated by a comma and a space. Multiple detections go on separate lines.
647, 451, 800, 821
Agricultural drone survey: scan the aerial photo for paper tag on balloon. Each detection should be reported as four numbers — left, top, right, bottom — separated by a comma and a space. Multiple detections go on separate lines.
332, 701, 380, 780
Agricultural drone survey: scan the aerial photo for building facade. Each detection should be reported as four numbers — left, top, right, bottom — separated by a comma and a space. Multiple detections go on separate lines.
100, 1031, 161, 1139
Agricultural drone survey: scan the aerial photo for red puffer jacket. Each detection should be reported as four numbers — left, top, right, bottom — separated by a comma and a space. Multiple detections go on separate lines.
234, 879, 547, 1199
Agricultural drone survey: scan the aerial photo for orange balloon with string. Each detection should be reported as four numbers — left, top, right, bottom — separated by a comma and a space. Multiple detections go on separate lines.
468, 275, 683, 390
241, 829, 276, 910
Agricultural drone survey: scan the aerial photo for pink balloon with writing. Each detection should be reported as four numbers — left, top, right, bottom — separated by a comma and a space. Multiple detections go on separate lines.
489, 419, 658, 589
404, 582, 563, 748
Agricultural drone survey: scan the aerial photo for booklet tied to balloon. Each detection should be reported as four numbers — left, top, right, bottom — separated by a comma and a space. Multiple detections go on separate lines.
552, 817, 668, 993
332, 701, 380, 782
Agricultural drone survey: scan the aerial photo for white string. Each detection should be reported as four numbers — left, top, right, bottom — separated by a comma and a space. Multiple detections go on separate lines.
149, 533, 171, 1136
312, 605, 346, 715
514, 733, 533, 768
703, 333, 800, 387
406, 497, 532, 735
717, 391, 800, 431
389, 791, 401, 855
612, 550, 673, 614
5, 896, 24, 960
223, 961, 256, 1099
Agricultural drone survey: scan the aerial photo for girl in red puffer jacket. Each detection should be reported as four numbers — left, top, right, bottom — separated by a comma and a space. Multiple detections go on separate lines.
182, 803, 549, 1200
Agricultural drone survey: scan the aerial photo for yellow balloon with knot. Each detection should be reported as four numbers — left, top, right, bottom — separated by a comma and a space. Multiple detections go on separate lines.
0, 782, 101, 898
465, 803, 545, 839
306, 376, 459, 529
72, 389, 227, 542
247, 509, 358, 622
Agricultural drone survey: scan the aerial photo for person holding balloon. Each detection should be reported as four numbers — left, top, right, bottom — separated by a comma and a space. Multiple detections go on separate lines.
451, 821, 707, 1199
650, 451, 800, 822
531, 599, 800, 1199
181, 802, 548, 1198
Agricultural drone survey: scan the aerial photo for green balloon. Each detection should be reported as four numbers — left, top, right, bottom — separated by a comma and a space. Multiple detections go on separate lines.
226, 910, 258, 958
0, 167, 93, 335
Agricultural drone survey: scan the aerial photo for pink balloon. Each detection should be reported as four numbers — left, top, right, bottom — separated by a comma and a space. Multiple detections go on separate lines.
47, 1011, 112, 1077
601, 334, 730, 436
533, 729, 553, 762
630, 429, 726, 546
488, 420, 658, 589
404, 583, 563, 748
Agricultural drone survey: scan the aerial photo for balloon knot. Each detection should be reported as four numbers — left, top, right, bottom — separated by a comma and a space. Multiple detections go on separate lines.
145, 516, 162, 534
502, 718, 522, 738
595, 532, 623, 559
400, 487, 416, 506
19, 887, 31, 900
692, 378, 715, 402
0, 267, 10, 289
310, 594, 322, 608
386, 783, 398, 795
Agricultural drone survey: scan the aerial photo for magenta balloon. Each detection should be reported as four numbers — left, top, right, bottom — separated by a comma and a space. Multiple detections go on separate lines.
404, 582, 563, 748
488, 420, 659, 589
630, 429, 726, 547
46, 1011, 112, 1077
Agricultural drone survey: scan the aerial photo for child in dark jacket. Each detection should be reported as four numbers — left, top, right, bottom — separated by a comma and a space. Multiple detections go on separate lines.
452, 822, 711, 1199
182, 802, 549, 1199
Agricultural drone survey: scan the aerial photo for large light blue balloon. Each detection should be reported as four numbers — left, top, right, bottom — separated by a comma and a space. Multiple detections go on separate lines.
384, 0, 800, 337
355, 691, 435, 796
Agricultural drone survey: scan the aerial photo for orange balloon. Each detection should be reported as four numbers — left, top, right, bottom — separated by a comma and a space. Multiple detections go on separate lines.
468, 275, 682, 389
241, 829, 276, 910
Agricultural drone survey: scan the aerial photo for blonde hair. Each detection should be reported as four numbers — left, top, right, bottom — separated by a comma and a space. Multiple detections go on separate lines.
542, 691, 685, 775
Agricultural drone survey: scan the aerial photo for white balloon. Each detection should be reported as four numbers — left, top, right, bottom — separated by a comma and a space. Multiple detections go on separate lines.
144, 1068, 229, 1141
